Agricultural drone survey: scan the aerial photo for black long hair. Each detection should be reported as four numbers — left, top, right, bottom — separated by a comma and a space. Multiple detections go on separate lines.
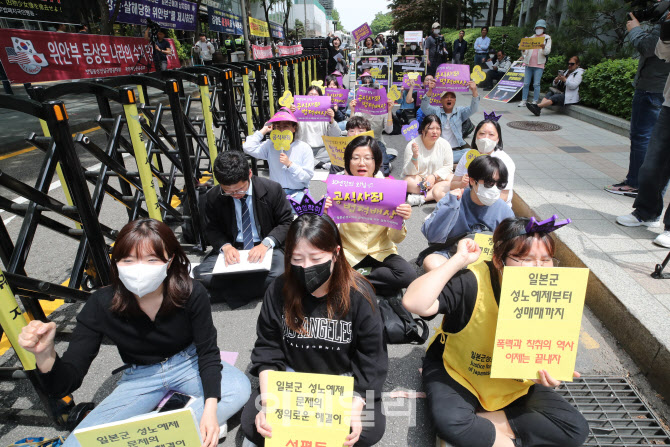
343, 136, 382, 176
471, 119, 504, 152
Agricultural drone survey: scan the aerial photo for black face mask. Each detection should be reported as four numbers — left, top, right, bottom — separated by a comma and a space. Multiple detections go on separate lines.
291, 260, 332, 294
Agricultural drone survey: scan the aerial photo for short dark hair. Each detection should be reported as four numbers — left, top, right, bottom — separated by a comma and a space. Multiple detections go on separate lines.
346, 116, 372, 131
343, 136, 382, 176
199, 33, 206, 37
419, 114, 442, 135
306, 85, 323, 95
468, 155, 508, 190
471, 119, 504, 151
481, 26, 489, 32
459, 30, 465, 34
325, 75, 339, 87
213, 151, 250, 185
497, 49, 505, 55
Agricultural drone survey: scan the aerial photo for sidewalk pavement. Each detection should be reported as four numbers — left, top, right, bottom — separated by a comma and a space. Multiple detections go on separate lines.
480, 93, 670, 400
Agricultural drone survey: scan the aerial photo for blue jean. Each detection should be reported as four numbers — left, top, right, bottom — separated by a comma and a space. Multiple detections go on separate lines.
522, 66, 544, 103
633, 106, 670, 231
453, 148, 470, 164
625, 89, 664, 188
63, 344, 251, 447
474, 53, 487, 67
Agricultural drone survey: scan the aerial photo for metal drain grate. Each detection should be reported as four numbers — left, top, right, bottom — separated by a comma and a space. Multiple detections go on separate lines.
558, 376, 670, 446
507, 120, 562, 131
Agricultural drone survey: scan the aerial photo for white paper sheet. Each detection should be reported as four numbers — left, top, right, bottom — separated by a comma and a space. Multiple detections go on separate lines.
206, 249, 273, 275
486, 61, 494, 70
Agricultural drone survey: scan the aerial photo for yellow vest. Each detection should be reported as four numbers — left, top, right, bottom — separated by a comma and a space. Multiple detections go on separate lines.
428, 262, 532, 411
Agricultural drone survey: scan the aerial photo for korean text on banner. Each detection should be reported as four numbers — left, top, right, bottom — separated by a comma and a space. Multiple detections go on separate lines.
391, 55, 425, 86
325, 88, 349, 107
266, 371, 353, 447
113, 0, 197, 31
252, 45, 273, 59
484, 61, 525, 103
277, 45, 303, 56
518, 36, 546, 50
490, 266, 589, 381
249, 17, 270, 37
0, 0, 78, 23
435, 63, 470, 91
321, 130, 374, 167
73, 408, 201, 446
208, 7, 244, 35
326, 175, 408, 230
270, 21, 285, 39
0, 29, 179, 84
352, 23, 372, 43
404, 31, 423, 43
472, 233, 493, 265
293, 96, 332, 122
356, 56, 391, 86
355, 86, 388, 116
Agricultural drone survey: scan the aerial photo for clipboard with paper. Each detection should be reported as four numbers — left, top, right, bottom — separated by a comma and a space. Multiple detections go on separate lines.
206, 249, 273, 275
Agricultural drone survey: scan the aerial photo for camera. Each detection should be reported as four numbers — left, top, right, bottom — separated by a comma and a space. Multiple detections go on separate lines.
145, 17, 161, 44
632, 0, 670, 22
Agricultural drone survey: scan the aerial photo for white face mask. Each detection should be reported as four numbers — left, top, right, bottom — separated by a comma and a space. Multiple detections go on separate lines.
475, 183, 501, 206
117, 262, 169, 298
410, 44, 417, 50
535, 28, 544, 36
476, 138, 497, 154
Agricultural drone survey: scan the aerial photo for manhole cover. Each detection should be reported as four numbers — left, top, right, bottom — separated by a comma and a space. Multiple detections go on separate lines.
507, 121, 562, 131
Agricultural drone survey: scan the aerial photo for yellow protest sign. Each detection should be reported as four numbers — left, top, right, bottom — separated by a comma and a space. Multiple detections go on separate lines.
311, 80, 324, 89
471, 65, 486, 83
279, 91, 294, 107
321, 130, 374, 167
472, 233, 493, 264
271, 129, 293, 151
387, 85, 402, 102
518, 36, 545, 50
249, 17, 270, 37
490, 267, 589, 381
266, 371, 354, 447
464, 149, 482, 168
73, 408, 201, 446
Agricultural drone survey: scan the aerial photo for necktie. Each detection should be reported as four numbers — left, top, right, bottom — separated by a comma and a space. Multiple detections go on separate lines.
240, 195, 254, 250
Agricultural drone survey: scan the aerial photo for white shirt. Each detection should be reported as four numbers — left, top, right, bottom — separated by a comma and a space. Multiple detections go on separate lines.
441, 113, 459, 148
402, 136, 453, 180
454, 149, 516, 205
195, 41, 215, 61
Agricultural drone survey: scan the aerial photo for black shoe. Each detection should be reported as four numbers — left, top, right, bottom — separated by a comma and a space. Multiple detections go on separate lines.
526, 102, 541, 116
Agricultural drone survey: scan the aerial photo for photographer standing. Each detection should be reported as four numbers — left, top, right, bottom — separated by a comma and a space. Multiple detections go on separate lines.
144, 26, 172, 72
606, 9, 670, 196
425, 22, 447, 77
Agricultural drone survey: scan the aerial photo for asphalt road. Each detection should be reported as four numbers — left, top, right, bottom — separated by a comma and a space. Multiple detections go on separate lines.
0, 83, 669, 446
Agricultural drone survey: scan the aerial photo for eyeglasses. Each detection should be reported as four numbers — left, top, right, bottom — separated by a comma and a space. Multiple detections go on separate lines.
506, 256, 559, 267
220, 183, 249, 196
351, 156, 374, 162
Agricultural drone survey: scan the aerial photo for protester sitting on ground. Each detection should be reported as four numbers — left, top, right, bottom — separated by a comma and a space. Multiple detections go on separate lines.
18, 219, 252, 447
325, 75, 349, 123
421, 79, 480, 163
402, 114, 454, 207
396, 79, 418, 124
243, 107, 314, 197
483, 49, 512, 90
415, 75, 435, 126
527, 56, 584, 116
519, 19, 552, 107
193, 152, 293, 309
447, 118, 516, 206
403, 217, 589, 447
420, 155, 514, 271
329, 116, 385, 175
349, 74, 396, 176
323, 136, 416, 296
290, 85, 342, 169
241, 213, 388, 447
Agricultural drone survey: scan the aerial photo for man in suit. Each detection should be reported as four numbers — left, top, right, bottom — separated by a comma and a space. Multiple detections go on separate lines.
194, 151, 293, 308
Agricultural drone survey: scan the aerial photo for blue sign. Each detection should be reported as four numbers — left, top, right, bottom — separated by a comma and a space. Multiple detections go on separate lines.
207, 6, 244, 35
111, 0, 197, 31
269, 21, 284, 39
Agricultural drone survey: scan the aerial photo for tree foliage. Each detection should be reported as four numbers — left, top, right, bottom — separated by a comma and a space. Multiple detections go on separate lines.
371, 11, 394, 35
391, 0, 488, 34
331, 8, 345, 32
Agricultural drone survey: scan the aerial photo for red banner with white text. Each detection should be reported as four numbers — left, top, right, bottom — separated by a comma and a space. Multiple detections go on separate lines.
277, 45, 303, 56
252, 44, 273, 59
0, 29, 180, 84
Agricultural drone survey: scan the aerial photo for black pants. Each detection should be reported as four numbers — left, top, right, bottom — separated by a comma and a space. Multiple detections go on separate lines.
241, 388, 386, 446
353, 254, 416, 296
484, 70, 505, 89
193, 246, 284, 309
423, 357, 589, 447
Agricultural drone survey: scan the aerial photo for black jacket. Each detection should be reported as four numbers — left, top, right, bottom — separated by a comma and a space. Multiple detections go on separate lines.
453, 38, 467, 59
204, 176, 293, 250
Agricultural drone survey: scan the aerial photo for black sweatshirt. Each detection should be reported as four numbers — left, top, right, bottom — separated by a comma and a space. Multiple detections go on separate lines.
250, 275, 388, 398
39, 281, 223, 400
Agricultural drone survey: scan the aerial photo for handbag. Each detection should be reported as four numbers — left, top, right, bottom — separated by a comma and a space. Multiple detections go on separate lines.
378, 294, 429, 344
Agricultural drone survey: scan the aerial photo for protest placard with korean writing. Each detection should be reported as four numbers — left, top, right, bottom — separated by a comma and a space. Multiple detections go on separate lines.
352, 23, 372, 42
391, 55, 425, 86
321, 131, 374, 168
356, 56, 391, 87
266, 371, 353, 447
325, 88, 349, 107
485, 61, 525, 103
355, 86, 388, 115
252, 44, 273, 59
435, 63, 470, 92
73, 408, 201, 446
249, 16, 270, 37
491, 267, 589, 381
518, 36, 546, 50
404, 31, 423, 43
326, 175, 407, 230
472, 233, 493, 265
293, 96, 332, 122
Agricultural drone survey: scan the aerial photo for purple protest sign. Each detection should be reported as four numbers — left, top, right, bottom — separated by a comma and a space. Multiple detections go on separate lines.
402, 73, 422, 89
326, 175, 408, 230
352, 22, 372, 43
355, 86, 388, 116
401, 120, 420, 141
113, 0, 197, 31
435, 63, 470, 91
293, 95, 332, 122
427, 87, 448, 106
326, 88, 349, 107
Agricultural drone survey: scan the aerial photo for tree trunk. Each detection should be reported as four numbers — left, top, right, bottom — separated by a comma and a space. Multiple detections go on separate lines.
487, 0, 494, 26
505, 0, 517, 26
501, 0, 508, 25
283, 1, 292, 36
456, 0, 462, 29
492, 0, 499, 26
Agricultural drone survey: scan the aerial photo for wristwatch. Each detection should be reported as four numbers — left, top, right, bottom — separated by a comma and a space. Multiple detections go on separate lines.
262, 238, 273, 248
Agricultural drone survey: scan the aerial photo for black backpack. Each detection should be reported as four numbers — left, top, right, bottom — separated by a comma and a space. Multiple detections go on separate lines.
378, 294, 429, 345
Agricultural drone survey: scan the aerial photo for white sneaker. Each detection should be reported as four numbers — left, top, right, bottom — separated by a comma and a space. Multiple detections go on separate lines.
407, 194, 426, 206
219, 423, 227, 439
654, 231, 670, 248
517, 101, 527, 107
616, 213, 661, 228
